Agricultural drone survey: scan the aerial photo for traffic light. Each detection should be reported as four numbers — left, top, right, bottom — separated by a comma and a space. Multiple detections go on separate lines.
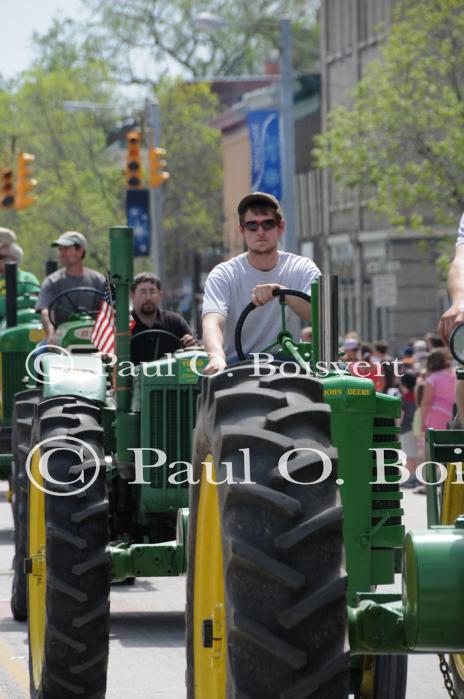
126, 130, 143, 188
16, 153, 38, 210
0, 168, 15, 209
148, 147, 170, 188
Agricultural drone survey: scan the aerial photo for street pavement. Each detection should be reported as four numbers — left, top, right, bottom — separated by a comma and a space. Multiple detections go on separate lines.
0, 482, 186, 699
0, 481, 453, 698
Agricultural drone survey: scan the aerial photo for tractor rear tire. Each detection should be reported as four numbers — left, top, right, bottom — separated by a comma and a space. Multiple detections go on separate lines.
356, 655, 407, 699
11, 388, 41, 621
449, 656, 464, 697
27, 395, 110, 699
186, 364, 349, 699
439, 445, 464, 696
373, 655, 407, 698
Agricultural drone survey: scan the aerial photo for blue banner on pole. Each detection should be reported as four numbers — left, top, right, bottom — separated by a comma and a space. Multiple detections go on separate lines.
247, 109, 282, 200
125, 189, 150, 256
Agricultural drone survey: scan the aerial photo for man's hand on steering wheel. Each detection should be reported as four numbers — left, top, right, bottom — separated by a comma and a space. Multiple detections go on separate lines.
181, 333, 197, 348
235, 287, 312, 361
439, 302, 464, 344
252, 283, 285, 306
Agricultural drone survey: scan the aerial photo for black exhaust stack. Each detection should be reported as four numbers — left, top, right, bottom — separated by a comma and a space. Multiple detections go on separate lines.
45, 259, 58, 277
5, 262, 17, 328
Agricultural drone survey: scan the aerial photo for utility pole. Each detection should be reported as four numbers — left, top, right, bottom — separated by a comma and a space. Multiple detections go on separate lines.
279, 17, 297, 254
146, 99, 166, 290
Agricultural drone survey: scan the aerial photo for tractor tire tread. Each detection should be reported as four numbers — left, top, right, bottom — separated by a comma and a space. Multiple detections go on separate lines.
187, 364, 348, 698
11, 389, 41, 621
28, 396, 109, 699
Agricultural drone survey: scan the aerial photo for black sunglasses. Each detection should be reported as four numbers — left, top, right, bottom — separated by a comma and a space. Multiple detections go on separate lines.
242, 218, 277, 232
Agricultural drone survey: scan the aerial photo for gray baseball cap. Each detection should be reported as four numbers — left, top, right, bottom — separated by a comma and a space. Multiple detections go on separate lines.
6, 243, 23, 264
237, 192, 283, 217
52, 231, 87, 249
0, 227, 16, 245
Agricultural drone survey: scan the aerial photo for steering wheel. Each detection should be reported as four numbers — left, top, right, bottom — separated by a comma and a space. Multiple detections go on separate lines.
130, 329, 183, 362
234, 287, 312, 361
47, 287, 105, 329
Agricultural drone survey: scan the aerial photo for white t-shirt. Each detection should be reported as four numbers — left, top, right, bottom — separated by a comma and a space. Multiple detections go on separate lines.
457, 213, 464, 246
202, 251, 321, 362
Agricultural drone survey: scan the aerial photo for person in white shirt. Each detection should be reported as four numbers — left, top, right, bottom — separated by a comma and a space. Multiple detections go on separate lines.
202, 192, 321, 374
439, 212, 464, 342
439, 212, 464, 422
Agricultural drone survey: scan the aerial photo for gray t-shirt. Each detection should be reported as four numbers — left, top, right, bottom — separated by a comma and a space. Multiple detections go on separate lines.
36, 267, 106, 326
202, 251, 321, 362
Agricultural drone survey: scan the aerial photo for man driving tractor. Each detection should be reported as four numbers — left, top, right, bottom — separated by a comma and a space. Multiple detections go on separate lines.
35, 231, 105, 344
201, 192, 320, 374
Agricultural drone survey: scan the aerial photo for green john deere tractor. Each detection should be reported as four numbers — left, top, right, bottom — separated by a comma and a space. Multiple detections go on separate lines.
20, 224, 464, 698
185, 276, 464, 698
18, 226, 207, 698
0, 264, 47, 620
9, 275, 109, 622
0, 263, 44, 468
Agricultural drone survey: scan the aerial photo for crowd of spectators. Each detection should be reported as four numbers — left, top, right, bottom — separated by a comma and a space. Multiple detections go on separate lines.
339, 332, 456, 494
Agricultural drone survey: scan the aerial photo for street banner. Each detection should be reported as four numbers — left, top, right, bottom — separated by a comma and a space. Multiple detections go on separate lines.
247, 109, 282, 200
125, 189, 150, 256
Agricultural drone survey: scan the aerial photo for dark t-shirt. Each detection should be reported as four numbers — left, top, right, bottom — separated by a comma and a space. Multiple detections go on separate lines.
401, 391, 416, 433
130, 309, 192, 364
36, 267, 106, 326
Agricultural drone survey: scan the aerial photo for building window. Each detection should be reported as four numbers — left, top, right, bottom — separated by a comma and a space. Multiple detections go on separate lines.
345, 0, 353, 50
340, 279, 356, 335
373, 0, 388, 34
363, 283, 373, 341
296, 170, 322, 240
326, 0, 349, 54
357, 0, 369, 42
326, 0, 335, 52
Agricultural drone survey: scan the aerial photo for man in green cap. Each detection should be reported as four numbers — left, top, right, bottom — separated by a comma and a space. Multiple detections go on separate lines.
36, 231, 105, 344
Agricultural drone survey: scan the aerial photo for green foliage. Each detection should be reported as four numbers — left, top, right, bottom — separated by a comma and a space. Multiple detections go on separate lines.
314, 0, 464, 239
81, 0, 319, 82
31, 18, 107, 73
0, 0, 317, 286
158, 80, 223, 273
0, 21, 225, 285
0, 63, 124, 279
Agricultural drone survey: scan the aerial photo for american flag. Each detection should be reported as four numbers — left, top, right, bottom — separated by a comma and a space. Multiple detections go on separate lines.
91, 279, 115, 354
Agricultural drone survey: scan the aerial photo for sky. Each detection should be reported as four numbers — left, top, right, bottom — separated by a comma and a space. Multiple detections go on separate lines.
1, 0, 85, 78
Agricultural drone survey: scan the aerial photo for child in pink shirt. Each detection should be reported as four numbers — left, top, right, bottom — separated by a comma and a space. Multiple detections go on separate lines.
421, 349, 456, 431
